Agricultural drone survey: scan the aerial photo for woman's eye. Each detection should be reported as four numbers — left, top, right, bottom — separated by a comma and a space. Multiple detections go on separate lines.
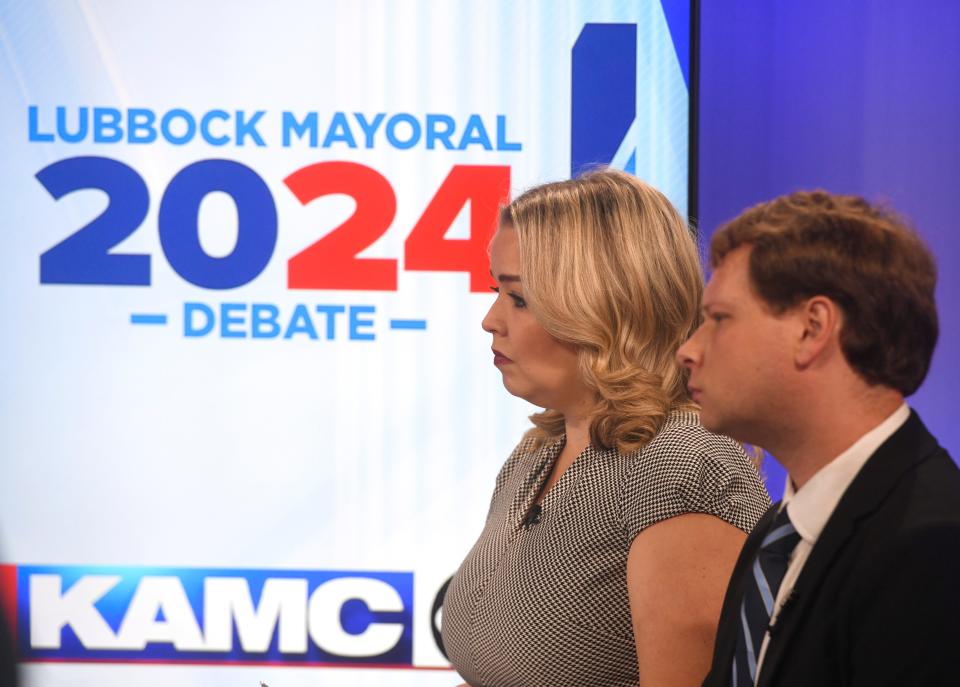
489, 285, 525, 308
711, 313, 728, 322
509, 293, 527, 308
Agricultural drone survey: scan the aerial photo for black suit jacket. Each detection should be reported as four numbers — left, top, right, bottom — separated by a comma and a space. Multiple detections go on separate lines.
703, 411, 960, 687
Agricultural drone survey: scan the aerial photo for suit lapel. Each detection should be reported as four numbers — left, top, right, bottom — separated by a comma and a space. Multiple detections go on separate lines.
708, 504, 777, 686
756, 412, 940, 687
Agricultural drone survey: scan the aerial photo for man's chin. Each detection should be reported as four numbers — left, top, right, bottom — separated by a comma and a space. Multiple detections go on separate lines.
701, 412, 757, 448
698, 408, 729, 436
700, 406, 720, 433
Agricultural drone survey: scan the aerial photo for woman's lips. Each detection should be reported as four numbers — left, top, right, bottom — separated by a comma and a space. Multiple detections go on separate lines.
493, 349, 512, 366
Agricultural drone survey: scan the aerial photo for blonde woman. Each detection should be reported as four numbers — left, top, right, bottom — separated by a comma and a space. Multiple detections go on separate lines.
442, 169, 770, 687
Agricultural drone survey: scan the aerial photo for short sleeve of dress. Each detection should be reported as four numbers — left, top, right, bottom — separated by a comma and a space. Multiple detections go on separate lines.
622, 413, 771, 540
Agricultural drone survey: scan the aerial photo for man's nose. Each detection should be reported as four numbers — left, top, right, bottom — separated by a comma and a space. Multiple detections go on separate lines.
676, 329, 701, 368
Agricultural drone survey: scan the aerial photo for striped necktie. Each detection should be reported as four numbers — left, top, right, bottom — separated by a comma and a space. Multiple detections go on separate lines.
732, 506, 801, 686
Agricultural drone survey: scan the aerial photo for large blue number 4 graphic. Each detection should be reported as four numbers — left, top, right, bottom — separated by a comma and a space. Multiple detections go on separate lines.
570, 24, 637, 179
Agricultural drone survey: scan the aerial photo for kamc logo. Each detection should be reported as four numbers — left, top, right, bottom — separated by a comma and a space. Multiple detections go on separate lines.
13, 565, 413, 667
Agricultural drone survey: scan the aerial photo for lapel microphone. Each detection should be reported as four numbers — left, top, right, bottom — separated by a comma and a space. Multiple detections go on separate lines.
523, 503, 543, 529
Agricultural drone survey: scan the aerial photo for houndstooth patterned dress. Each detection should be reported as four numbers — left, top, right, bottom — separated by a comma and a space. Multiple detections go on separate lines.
442, 411, 770, 687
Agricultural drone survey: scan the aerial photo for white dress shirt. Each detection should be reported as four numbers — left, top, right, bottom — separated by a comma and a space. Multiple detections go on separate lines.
752, 403, 910, 682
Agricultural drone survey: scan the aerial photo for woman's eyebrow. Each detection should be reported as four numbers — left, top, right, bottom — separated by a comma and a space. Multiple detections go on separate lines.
489, 269, 522, 283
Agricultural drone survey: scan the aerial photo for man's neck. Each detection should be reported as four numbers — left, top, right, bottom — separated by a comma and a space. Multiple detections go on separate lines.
774, 386, 904, 490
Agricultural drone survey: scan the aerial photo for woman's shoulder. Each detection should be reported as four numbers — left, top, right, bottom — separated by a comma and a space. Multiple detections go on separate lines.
620, 410, 771, 536
636, 410, 749, 465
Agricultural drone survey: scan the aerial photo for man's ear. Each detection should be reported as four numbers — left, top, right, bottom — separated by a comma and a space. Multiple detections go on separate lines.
794, 296, 841, 369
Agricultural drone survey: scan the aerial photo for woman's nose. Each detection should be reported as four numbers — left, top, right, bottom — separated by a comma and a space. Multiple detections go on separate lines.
482, 297, 504, 335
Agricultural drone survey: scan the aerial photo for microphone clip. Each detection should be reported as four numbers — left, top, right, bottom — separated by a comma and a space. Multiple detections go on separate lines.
523, 503, 543, 530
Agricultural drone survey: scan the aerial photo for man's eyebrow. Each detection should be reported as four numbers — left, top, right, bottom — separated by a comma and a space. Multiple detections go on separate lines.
702, 299, 734, 313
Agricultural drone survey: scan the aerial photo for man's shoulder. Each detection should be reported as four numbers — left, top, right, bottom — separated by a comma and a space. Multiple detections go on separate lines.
840, 454, 960, 625
830, 446, 960, 582
874, 446, 960, 528
835, 410, 959, 529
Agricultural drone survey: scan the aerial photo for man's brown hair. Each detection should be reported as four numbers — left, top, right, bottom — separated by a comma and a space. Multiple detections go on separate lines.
711, 190, 938, 396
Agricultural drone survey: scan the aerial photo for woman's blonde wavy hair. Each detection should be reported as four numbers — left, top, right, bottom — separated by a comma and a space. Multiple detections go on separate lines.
502, 168, 702, 453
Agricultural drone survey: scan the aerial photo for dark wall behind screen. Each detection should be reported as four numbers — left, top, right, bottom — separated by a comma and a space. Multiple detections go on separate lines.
698, 1, 960, 499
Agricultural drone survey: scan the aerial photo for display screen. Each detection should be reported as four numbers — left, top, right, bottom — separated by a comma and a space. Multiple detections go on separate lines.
0, 2, 693, 685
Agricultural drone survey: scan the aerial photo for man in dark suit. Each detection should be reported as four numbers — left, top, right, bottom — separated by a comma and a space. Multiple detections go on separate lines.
677, 190, 960, 687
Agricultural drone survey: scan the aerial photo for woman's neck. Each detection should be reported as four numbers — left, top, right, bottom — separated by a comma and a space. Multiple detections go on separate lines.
562, 408, 592, 456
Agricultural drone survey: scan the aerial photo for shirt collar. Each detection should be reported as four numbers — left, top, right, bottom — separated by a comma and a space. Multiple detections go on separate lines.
782, 403, 910, 544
